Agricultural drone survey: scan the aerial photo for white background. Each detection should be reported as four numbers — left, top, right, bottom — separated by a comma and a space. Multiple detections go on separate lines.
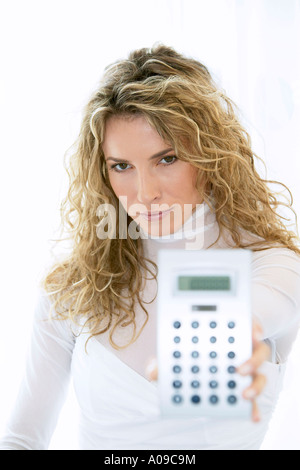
0, 0, 299, 450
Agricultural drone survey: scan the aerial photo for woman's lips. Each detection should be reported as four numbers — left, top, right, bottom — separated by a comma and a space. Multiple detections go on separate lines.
140, 208, 173, 221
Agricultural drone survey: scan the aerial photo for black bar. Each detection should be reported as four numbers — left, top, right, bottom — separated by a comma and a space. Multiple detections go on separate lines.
191, 305, 217, 311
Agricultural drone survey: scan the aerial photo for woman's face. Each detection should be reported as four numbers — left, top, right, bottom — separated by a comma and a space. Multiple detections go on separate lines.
102, 114, 204, 237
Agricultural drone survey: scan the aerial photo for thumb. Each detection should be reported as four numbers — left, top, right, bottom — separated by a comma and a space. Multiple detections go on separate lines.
145, 357, 158, 382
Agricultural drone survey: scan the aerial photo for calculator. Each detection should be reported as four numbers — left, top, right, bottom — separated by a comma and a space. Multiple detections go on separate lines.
157, 249, 253, 419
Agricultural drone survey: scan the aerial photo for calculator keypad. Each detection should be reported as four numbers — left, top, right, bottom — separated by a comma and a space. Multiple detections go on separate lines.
162, 316, 252, 418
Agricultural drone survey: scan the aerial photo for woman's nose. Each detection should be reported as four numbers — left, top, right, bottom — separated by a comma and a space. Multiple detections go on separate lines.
136, 171, 162, 205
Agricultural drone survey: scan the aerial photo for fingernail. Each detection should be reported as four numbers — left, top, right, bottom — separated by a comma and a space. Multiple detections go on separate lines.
145, 358, 157, 381
238, 363, 253, 376
253, 408, 261, 422
254, 331, 264, 342
244, 388, 257, 400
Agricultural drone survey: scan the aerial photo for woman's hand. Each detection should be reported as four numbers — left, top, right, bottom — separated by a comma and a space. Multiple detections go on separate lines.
146, 319, 270, 422
237, 319, 270, 422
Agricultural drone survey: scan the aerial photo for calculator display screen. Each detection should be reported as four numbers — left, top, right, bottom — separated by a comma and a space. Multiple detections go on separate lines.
178, 276, 231, 291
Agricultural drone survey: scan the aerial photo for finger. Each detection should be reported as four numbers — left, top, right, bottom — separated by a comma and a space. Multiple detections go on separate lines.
252, 321, 264, 346
243, 373, 267, 400
238, 341, 270, 376
252, 400, 261, 423
145, 358, 158, 382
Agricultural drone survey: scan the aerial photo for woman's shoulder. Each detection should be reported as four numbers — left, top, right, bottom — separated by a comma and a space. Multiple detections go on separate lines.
251, 246, 300, 305
251, 245, 300, 269
33, 287, 80, 340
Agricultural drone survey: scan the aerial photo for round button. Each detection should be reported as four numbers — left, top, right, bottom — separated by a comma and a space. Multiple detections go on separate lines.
210, 336, 217, 344
191, 365, 200, 374
172, 395, 183, 404
228, 351, 236, 359
191, 321, 199, 329
228, 366, 236, 374
191, 395, 201, 404
191, 351, 199, 358
173, 351, 181, 359
173, 380, 182, 389
209, 395, 219, 405
174, 336, 181, 344
210, 321, 217, 329
209, 366, 218, 374
209, 380, 218, 389
228, 337, 235, 344
210, 351, 217, 359
228, 321, 236, 329
228, 381, 237, 389
192, 336, 199, 344
228, 395, 238, 405
191, 380, 200, 389
173, 365, 182, 373
173, 321, 181, 329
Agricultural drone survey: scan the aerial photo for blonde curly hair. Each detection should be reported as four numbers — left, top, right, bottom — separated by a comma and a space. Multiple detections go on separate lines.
42, 44, 300, 348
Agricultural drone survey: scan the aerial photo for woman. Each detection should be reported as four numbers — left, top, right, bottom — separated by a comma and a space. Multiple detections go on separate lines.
1, 44, 300, 450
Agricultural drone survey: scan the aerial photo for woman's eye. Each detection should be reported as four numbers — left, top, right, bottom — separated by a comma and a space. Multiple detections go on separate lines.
110, 163, 130, 172
161, 156, 177, 165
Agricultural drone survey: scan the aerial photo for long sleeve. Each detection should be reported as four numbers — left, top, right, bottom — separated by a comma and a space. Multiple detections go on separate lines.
251, 247, 300, 360
0, 290, 75, 450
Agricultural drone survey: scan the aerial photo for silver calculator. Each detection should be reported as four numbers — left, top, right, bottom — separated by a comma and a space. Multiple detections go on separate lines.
157, 249, 252, 419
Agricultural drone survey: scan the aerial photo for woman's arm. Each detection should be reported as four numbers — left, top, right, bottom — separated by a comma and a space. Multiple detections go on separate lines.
252, 248, 300, 343
0, 290, 75, 450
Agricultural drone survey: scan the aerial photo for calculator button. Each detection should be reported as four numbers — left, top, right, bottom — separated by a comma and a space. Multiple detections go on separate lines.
228, 337, 235, 344
192, 336, 199, 344
173, 380, 182, 389
173, 365, 182, 373
228, 395, 238, 405
228, 321, 236, 329
209, 366, 218, 374
228, 366, 236, 374
209, 380, 218, 389
210, 321, 217, 329
209, 395, 219, 405
191, 380, 200, 388
210, 336, 217, 344
191, 366, 200, 374
174, 336, 181, 344
191, 351, 199, 358
228, 352, 236, 359
172, 395, 183, 404
210, 351, 217, 359
173, 351, 181, 359
191, 321, 199, 329
191, 395, 201, 404
228, 381, 237, 389
173, 321, 181, 329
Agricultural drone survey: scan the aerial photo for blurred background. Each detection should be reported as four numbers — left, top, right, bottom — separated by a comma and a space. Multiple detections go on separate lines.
0, 0, 299, 450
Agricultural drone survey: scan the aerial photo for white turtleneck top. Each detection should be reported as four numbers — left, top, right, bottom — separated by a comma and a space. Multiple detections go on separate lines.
1, 202, 300, 450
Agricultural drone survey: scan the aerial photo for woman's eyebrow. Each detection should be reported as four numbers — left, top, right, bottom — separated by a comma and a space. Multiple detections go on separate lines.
106, 148, 174, 164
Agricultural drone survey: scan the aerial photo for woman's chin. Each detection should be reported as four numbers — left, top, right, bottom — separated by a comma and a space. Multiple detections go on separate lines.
136, 218, 182, 238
